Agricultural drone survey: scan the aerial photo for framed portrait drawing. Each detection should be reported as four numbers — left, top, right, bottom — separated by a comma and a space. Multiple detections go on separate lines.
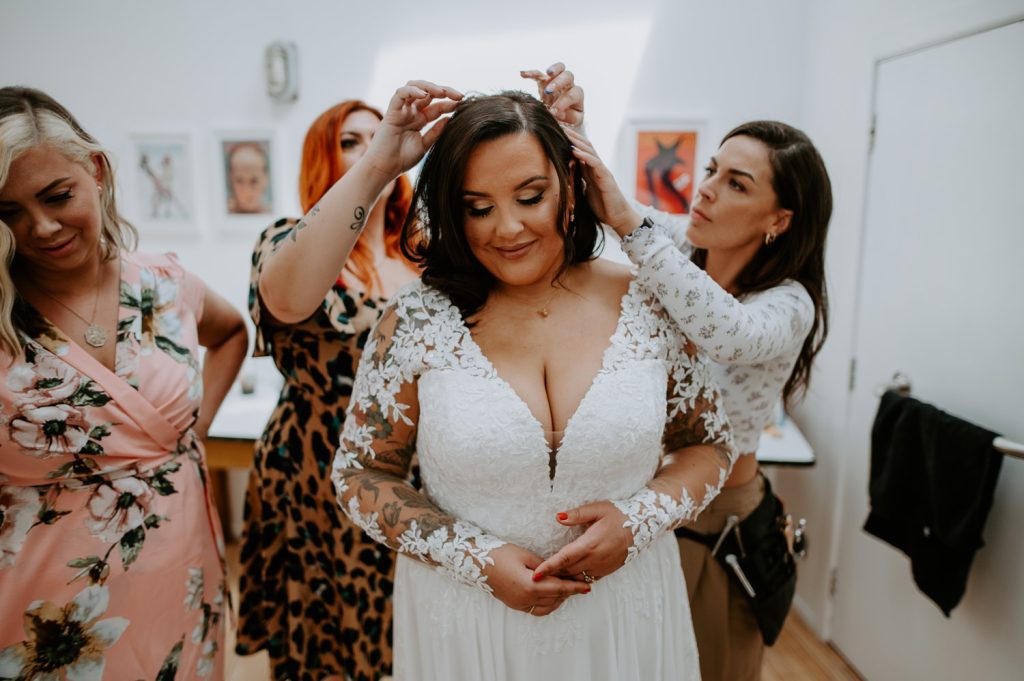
627, 120, 707, 216
214, 130, 276, 230
128, 133, 196, 236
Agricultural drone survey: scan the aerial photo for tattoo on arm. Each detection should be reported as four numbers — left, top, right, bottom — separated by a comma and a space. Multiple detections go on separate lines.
382, 501, 402, 526
287, 203, 322, 243
350, 206, 367, 231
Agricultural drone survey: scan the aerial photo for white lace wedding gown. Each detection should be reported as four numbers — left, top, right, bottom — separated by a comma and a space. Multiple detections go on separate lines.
333, 278, 734, 681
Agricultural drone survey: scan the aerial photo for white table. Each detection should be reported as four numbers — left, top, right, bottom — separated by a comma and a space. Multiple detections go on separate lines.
210, 379, 815, 466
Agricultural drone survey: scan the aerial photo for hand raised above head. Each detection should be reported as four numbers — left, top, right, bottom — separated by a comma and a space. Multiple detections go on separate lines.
520, 62, 584, 129
484, 543, 592, 617
362, 80, 464, 183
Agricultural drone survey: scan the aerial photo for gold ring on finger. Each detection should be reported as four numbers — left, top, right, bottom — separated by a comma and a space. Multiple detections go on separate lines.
581, 570, 595, 584
528, 605, 536, 614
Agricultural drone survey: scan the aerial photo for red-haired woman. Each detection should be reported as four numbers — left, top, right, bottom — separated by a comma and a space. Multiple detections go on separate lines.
235, 98, 434, 681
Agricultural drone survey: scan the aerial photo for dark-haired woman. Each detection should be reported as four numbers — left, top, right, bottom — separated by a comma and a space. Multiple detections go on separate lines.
327, 83, 735, 680
527, 67, 833, 681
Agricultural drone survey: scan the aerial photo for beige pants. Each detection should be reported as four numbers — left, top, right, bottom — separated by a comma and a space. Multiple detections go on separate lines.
679, 474, 766, 681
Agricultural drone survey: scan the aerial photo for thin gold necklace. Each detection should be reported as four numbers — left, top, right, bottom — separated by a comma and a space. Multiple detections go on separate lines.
33, 269, 109, 348
500, 286, 561, 319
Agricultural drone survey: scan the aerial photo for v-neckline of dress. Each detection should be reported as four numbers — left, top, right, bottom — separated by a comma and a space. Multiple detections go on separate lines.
457, 279, 638, 458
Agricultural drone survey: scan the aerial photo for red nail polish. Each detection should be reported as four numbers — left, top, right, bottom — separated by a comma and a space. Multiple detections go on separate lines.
532, 572, 543, 582
557, 512, 568, 521
583, 587, 591, 594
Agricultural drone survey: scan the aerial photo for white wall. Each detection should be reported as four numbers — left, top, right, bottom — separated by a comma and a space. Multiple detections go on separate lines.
769, 0, 1024, 642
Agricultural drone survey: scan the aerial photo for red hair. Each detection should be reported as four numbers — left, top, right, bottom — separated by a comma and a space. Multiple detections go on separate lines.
298, 100, 414, 295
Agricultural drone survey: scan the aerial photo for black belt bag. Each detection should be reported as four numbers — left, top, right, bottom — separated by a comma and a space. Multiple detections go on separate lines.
675, 477, 798, 646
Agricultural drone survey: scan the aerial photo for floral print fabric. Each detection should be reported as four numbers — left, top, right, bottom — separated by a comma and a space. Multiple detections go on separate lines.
0, 252, 225, 680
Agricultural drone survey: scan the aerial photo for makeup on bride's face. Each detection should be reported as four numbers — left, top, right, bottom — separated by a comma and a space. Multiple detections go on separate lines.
461, 132, 566, 289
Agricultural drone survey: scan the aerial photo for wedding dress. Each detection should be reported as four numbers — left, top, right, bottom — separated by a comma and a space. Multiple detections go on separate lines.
333, 277, 734, 681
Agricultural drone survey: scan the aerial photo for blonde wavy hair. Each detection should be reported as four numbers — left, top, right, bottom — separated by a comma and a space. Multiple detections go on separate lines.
0, 86, 137, 358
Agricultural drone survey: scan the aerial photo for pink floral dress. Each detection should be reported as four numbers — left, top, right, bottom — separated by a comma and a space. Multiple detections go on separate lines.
0, 252, 226, 681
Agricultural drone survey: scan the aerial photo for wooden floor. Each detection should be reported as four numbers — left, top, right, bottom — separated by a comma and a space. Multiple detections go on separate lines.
763, 611, 863, 681
224, 542, 863, 681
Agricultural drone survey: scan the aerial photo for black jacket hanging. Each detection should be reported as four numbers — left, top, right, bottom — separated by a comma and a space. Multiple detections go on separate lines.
864, 390, 1003, 616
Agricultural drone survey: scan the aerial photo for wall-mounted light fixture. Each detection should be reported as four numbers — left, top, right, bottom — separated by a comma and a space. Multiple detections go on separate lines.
265, 41, 299, 102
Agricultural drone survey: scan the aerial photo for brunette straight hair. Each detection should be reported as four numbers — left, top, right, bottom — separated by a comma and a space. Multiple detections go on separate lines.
692, 120, 832, 403
401, 91, 601, 320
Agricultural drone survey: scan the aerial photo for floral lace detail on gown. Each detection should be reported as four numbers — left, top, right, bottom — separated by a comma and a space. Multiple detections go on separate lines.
332, 277, 734, 680
610, 290, 734, 562
621, 207, 815, 451
332, 283, 507, 593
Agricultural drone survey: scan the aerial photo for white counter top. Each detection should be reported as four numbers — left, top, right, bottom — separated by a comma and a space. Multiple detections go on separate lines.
210, 372, 815, 466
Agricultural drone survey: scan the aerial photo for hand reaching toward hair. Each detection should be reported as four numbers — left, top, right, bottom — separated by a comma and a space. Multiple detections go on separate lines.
363, 80, 463, 183
520, 62, 585, 129
562, 126, 642, 237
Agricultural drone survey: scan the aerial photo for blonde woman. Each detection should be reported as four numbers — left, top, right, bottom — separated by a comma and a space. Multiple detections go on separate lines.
0, 87, 247, 679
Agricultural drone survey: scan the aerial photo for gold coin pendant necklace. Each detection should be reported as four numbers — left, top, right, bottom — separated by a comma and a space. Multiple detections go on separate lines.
35, 270, 109, 348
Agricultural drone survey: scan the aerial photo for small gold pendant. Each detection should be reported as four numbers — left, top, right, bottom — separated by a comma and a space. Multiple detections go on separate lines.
84, 324, 108, 348
538, 307, 550, 319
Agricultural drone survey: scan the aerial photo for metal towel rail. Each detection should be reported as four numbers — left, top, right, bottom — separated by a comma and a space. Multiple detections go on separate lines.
883, 372, 1024, 461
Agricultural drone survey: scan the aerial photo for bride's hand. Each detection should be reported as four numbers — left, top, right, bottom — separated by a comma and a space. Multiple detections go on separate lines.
361, 80, 463, 183
562, 126, 643, 240
484, 543, 592, 617
530, 501, 632, 584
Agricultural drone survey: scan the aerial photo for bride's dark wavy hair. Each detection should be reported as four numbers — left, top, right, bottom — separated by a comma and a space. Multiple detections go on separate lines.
400, 91, 602, 320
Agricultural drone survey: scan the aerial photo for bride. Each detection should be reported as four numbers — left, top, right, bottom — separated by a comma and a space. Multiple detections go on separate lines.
330, 83, 735, 680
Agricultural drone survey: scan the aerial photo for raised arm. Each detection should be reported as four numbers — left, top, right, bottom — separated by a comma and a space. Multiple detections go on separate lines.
565, 126, 813, 364
332, 294, 590, 615
259, 82, 462, 323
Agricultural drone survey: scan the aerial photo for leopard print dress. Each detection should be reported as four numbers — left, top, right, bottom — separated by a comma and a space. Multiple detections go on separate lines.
236, 218, 395, 681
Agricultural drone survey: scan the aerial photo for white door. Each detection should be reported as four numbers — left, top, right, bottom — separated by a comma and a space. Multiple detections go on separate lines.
830, 20, 1024, 681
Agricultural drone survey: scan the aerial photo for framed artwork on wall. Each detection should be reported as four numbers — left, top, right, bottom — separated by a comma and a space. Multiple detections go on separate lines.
627, 120, 706, 216
214, 130, 276, 230
128, 133, 196, 236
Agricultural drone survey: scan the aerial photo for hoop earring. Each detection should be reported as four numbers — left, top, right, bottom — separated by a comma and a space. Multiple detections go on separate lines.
764, 232, 777, 245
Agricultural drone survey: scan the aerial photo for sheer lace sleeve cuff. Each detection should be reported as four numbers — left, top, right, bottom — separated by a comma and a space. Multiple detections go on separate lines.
332, 283, 507, 593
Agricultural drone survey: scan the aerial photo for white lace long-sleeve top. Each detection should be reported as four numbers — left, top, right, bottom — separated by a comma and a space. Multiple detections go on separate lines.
331, 278, 735, 592
623, 203, 815, 453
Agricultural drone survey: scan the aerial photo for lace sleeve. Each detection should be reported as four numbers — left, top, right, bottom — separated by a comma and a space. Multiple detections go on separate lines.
612, 332, 735, 563
331, 291, 506, 592
631, 198, 690, 250
621, 218, 814, 365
